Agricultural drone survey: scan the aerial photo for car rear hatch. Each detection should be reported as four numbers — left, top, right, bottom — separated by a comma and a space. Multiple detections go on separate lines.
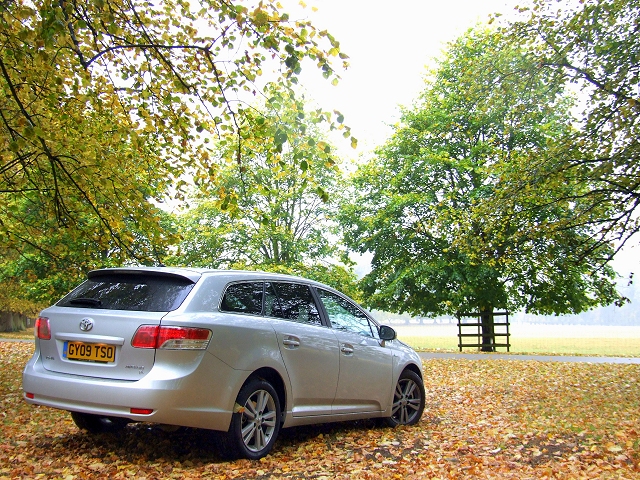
37, 269, 198, 381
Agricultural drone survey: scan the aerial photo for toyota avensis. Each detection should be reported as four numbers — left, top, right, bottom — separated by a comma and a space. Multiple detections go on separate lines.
23, 267, 425, 459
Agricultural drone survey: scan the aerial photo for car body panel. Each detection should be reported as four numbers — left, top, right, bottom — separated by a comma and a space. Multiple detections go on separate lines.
270, 318, 339, 417
23, 345, 241, 431
38, 307, 163, 381
332, 329, 393, 414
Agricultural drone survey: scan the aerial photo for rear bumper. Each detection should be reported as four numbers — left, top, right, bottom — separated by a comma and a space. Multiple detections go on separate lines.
22, 350, 244, 432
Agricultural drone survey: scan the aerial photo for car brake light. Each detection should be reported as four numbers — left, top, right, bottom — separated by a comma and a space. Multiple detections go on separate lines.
35, 317, 51, 340
131, 325, 158, 349
131, 326, 211, 350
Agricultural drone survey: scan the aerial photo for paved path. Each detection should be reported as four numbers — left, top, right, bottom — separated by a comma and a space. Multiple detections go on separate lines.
419, 352, 640, 364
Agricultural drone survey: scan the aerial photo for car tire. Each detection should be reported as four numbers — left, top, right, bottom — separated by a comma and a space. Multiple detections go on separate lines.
70, 411, 129, 434
384, 370, 425, 427
220, 378, 282, 460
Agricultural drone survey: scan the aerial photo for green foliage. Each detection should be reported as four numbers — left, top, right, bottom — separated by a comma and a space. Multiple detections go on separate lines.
0, 199, 177, 310
340, 28, 621, 318
0, 0, 351, 310
500, 0, 640, 258
168, 91, 359, 297
224, 260, 361, 302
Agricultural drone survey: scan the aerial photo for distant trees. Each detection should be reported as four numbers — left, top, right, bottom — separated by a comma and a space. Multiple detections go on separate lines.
339, 28, 622, 347
169, 93, 359, 297
336, 0, 640, 333
490, 0, 640, 262
0, 0, 353, 314
2, 0, 637, 331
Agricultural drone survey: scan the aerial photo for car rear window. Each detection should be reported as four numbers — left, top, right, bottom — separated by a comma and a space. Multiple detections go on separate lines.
57, 273, 196, 312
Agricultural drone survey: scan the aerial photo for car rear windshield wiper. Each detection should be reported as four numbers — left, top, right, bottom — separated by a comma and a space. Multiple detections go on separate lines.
68, 298, 103, 307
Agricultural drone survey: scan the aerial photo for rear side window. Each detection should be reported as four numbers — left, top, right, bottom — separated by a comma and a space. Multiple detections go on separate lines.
57, 274, 195, 312
266, 282, 322, 326
220, 282, 264, 315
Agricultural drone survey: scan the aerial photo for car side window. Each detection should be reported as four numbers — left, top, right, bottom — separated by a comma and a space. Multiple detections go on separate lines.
266, 282, 322, 327
220, 282, 264, 315
317, 289, 375, 337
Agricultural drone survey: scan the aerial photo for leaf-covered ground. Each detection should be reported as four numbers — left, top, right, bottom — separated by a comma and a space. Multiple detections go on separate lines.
1, 342, 639, 479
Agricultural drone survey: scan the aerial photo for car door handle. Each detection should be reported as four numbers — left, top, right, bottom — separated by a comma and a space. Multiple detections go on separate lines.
282, 336, 300, 349
341, 344, 354, 355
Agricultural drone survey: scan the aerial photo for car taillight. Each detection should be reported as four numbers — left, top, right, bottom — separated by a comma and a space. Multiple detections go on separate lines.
130, 325, 158, 349
131, 326, 211, 350
35, 317, 51, 340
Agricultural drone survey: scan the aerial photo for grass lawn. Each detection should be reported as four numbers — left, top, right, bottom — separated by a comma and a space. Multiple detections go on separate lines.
0, 329, 33, 341
395, 324, 640, 357
3, 323, 640, 356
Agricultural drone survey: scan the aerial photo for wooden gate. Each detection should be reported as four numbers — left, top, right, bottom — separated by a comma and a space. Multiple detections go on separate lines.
457, 311, 510, 352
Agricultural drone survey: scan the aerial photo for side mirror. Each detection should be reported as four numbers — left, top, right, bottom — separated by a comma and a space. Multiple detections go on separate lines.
378, 325, 397, 341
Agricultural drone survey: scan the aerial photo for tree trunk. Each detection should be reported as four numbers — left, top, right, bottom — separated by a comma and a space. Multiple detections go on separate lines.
0, 311, 29, 332
480, 307, 495, 352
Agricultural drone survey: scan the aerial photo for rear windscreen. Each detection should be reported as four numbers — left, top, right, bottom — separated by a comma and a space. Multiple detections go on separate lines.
57, 273, 196, 312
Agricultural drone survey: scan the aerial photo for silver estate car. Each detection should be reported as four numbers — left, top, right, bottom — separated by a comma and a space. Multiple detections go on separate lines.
23, 267, 425, 459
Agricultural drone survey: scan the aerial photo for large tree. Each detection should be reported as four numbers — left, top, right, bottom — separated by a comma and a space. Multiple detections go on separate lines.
492, 0, 640, 261
170, 91, 359, 298
0, 0, 352, 250
340, 28, 621, 350
0, 0, 352, 314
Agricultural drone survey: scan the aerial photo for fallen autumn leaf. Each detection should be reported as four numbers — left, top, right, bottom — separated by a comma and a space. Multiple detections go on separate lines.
1, 342, 639, 479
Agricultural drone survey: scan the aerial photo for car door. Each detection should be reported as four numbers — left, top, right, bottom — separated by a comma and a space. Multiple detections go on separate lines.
267, 282, 340, 417
315, 288, 393, 414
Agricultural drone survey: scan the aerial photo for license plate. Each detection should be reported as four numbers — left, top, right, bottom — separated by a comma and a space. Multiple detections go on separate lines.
65, 341, 116, 363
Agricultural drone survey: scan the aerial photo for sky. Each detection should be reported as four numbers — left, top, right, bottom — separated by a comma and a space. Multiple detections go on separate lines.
292, 0, 523, 157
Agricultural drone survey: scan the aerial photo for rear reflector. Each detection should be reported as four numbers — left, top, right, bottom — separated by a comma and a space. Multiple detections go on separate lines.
131, 326, 211, 350
35, 317, 51, 340
130, 408, 154, 415
26, 393, 34, 399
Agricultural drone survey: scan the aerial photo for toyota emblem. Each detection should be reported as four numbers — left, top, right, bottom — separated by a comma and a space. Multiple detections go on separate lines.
79, 318, 94, 332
